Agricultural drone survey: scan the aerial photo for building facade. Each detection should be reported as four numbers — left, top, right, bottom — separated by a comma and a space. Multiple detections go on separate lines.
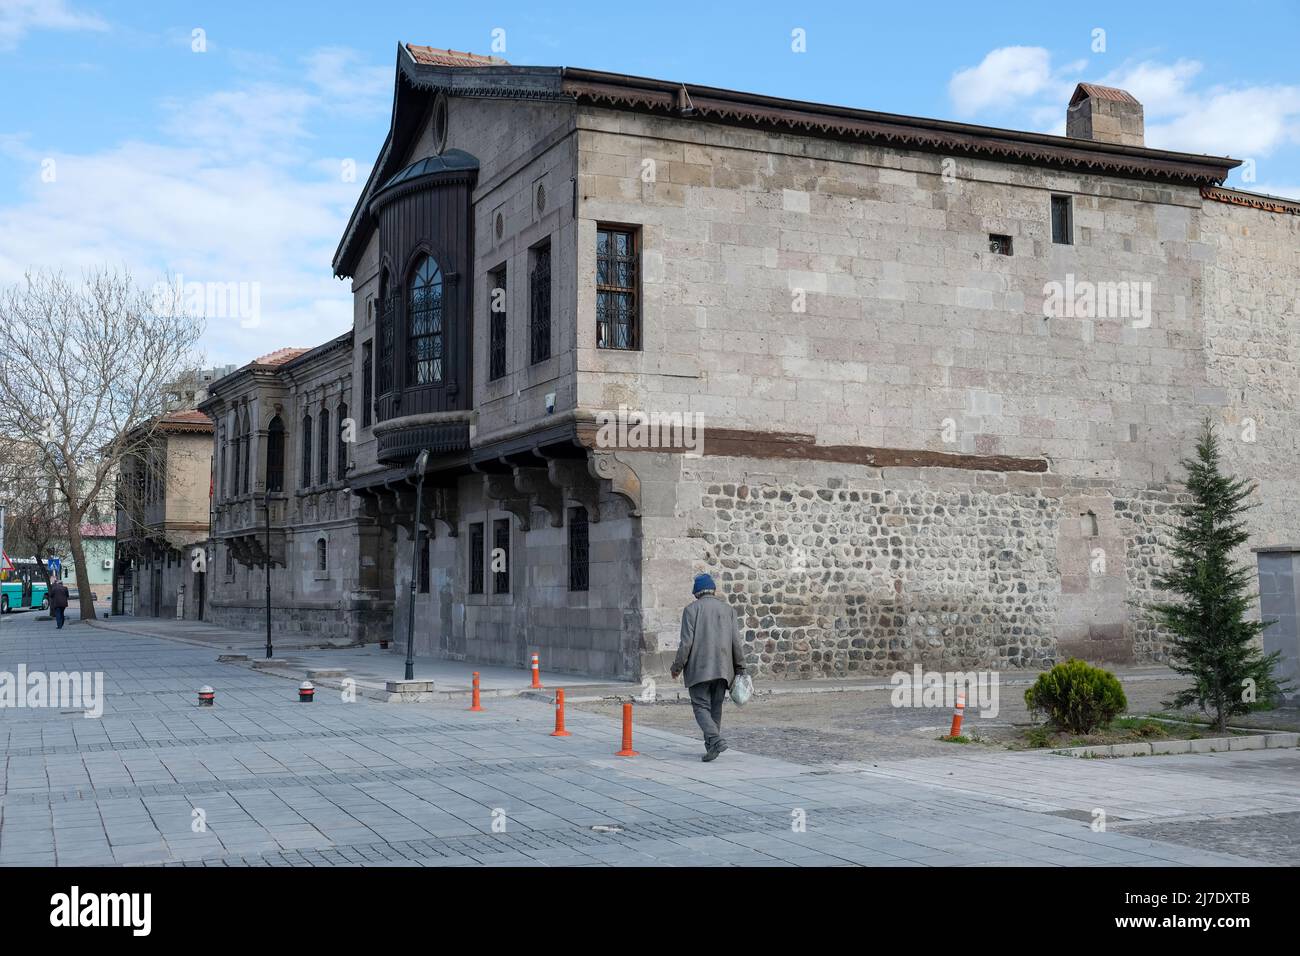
240, 44, 1299, 681
113, 411, 214, 619
201, 337, 392, 643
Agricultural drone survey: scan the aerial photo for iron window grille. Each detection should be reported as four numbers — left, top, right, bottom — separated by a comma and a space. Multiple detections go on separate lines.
336, 403, 348, 482
361, 341, 373, 427
407, 256, 444, 386
377, 288, 396, 397
265, 416, 284, 492
1051, 195, 1074, 245
988, 234, 1013, 256
492, 518, 511, 594
568, 506, 589, 592
469, 522, 485, 594
489, 266, 507, 381
597, 226, 640, 349
300, 414, 312, 488
318, 409, 330, 486
529, 244, 551, 365
418, 531, 430, 593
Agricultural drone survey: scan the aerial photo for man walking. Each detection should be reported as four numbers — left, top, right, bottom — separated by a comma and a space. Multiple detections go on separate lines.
671, 573, 746, 761
48, 576, 69, 629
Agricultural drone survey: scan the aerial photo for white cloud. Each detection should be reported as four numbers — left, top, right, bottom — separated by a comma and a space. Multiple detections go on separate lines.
0, 0, 107, 50
1145, 85, 1300, 158
304, 47, 392, 116
949, 47, 1300, 175
0, 52, 384, 364
949, 47, 1054, 117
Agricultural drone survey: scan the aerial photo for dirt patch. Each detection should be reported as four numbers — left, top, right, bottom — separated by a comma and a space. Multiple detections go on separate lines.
573, 679, 1298, 765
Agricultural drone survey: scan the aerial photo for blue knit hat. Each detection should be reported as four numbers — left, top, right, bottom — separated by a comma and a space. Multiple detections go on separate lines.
692, 573, 716, 595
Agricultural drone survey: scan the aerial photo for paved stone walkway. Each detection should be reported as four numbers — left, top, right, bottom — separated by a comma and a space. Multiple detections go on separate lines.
0, 615, 1290, 866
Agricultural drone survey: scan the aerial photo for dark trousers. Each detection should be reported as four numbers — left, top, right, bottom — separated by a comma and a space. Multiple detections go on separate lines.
54, 607, 65, 629
688, 678, 729, 752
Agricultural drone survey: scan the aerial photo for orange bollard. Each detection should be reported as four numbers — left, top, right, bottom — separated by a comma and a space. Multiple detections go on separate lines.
948, 691, 966, 738
469, 672, 484, 712
615, 701, 638, 756
551, 688, 571, 737
530, 653, 543, 689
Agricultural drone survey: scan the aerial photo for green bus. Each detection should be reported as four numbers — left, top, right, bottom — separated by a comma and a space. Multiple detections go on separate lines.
0, 557, 50, 614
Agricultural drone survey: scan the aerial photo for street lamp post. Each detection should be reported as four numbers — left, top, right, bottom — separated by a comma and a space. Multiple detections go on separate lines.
264, 489, 273, 660
405, 448, 431, 681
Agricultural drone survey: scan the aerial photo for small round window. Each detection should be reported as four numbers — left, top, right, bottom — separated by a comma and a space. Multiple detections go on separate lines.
431, 95, 448, 154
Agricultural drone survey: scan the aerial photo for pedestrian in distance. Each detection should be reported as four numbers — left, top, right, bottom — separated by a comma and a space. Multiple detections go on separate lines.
48, 576, 70, 629
670, 573, 747, 762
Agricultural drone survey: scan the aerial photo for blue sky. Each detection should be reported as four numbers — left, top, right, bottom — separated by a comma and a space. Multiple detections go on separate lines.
2, 0, 1297, 364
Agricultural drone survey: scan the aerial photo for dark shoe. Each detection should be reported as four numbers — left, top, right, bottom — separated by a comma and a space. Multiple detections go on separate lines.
701, 748, 718, 762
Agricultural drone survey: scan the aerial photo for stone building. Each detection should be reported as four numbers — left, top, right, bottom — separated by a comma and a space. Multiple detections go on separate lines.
113, 411, 213, 618
200, 337, 391, 643
282, 43, 1299, 681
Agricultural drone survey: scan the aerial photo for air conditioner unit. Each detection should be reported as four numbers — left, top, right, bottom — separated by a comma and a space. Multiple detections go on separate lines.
101, 559, 113, 570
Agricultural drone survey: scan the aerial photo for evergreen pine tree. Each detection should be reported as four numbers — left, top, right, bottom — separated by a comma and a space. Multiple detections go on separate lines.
1149, 419, 1286, 732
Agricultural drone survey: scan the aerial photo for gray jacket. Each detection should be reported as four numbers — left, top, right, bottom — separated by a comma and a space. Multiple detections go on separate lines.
672, 594, 746, 688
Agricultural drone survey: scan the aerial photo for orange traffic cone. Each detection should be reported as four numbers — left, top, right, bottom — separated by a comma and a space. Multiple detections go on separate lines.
469, 672, 484, 712
551, 688, 571, 737
948, 691, 966, 738
615, 701, 638, 757
530, 653, 543, 689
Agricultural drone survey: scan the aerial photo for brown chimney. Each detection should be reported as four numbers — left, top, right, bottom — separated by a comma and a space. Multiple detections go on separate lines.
1066, 83, 1144, 147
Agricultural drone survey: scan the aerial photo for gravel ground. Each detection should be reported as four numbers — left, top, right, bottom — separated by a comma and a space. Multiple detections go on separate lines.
1123, 811, 1300, 866
574, 678, 1298, 765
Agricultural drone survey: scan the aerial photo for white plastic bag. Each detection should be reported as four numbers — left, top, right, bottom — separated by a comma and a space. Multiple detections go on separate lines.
730, 672, 753, 707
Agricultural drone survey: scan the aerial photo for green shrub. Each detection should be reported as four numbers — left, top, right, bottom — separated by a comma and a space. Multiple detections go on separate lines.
1024, 659, 1128, 734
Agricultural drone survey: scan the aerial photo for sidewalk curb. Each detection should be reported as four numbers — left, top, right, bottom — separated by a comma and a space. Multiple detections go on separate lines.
1051, 732, 1300, 758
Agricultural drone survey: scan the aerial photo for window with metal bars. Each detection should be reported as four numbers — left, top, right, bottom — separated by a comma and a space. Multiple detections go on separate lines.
529, 243, 551, 365
1051, 195, 1073, 245
377, 287, 395, 397
265, 416, 284, 492
336, 403, 348, 482
597, 226, 640, 350
361, 341, 373, 427
468, 522, 485, 594
227, 429, 237, 496
240, 415, 250, 494
489, 265, 507, 381
300, 413, 312, 488
418, 530, 430, 593
568, 506, 589, 592
492, 518, 511, 594
318, 409, 330, 486
407, 256, 444, 386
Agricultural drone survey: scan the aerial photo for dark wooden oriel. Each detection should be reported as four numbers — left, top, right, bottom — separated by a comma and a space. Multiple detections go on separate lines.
370, 153, 478, 426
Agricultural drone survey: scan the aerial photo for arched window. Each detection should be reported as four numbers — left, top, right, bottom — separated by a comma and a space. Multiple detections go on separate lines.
316, 537, 328, 572
336, 402, 348, 482
265, 416, 285, 492
377, 271, 393, 396
240, 409, 251, 494
318, 408, 330, 486
230, 419, 242, 499
301, 413, 313, 488
218, 428, 227, 502
407, 256, 444, 385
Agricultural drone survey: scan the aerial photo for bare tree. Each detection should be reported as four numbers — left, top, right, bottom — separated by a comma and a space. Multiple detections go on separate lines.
0, 269, 203, 622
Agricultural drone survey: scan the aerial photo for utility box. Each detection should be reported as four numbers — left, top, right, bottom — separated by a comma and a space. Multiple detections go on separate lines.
1253, 545, 1300, 700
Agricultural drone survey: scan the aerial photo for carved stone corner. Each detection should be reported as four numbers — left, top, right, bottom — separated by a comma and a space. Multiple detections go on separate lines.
514, 466, 564, 528
483, 474, 532, 532
588, 450, 641, 516
548, 458, 602, 523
